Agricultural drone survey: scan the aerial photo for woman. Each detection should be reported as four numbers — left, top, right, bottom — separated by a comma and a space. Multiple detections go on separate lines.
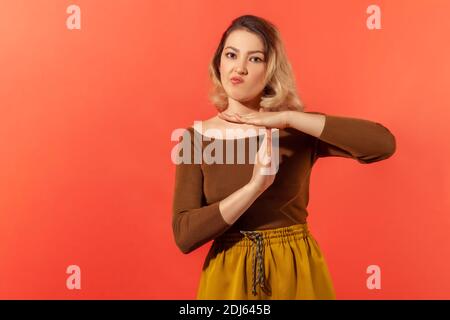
171, 15, 396, 300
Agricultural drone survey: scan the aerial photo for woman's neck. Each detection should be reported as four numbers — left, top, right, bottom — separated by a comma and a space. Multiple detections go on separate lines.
226, 97, 261, 115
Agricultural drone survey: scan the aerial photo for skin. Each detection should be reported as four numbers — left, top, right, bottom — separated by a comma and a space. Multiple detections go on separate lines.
206, 29, 277, 225
203, 28, 270, 135
220, 29, 267, 113
205, 29, 326, 225
206, 28, 324, 136
212, 30, 325, 137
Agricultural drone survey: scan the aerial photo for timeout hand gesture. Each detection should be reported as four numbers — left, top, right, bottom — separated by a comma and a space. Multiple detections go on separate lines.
249, 127, 277, 192
219, 107, 281, 193
218, 107, 290, 129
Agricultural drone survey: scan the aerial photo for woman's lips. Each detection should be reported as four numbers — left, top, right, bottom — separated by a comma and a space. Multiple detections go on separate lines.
231, 78, 243, 84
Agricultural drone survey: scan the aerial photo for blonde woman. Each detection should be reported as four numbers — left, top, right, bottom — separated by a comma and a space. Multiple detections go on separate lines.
172, 15, 396, 299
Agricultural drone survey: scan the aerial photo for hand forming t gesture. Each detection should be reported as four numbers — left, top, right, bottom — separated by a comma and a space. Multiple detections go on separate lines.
217, 108, 290, 129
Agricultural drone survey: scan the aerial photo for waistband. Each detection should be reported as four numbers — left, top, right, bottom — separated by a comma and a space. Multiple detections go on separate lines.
213, 223, 310, 297
214, 223, 310, 247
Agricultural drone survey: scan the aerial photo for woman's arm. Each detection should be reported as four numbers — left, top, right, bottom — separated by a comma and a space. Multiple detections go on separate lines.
173, 181, 262, 255
172, 128, 264, 254
219, 183, 265, 225
285, 110, 396, 163
285, 110, 326, 138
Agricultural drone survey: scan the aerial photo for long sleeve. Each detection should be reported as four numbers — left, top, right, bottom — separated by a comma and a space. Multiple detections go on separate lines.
171, 127, 232, 254
305, 111, 396, 164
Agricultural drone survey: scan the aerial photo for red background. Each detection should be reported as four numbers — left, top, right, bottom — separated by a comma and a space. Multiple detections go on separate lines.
0, 0, 449, 299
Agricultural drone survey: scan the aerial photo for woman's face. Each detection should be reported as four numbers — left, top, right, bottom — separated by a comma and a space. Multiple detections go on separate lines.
219, 29, 267, 106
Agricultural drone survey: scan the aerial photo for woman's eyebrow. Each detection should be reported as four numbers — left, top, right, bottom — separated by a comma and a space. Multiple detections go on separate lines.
224, 46, 265, 55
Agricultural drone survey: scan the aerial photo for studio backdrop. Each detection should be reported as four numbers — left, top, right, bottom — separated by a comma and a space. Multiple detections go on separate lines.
0, 0, 449, 299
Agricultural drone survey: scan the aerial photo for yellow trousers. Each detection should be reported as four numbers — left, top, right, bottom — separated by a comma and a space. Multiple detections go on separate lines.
197, 223, 336, 300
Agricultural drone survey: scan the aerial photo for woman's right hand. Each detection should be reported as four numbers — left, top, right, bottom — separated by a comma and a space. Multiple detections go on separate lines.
248, 127, 277, 193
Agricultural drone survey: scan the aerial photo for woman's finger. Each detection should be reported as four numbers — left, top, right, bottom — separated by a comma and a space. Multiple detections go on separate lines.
256, 130, 267, 165
258, 129, 271, 167
218, 112, 242, 123
238, 113, 254, 118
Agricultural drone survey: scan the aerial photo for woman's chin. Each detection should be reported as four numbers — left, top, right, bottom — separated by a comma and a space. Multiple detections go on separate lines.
228, 94, 258, 104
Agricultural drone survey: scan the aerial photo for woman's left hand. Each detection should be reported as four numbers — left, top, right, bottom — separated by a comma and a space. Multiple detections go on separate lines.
218, 108, 291, 129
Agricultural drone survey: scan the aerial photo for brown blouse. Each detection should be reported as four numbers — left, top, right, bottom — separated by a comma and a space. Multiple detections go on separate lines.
171, 111, 396, 253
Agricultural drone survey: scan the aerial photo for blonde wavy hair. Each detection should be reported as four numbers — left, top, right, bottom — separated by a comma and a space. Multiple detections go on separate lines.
208, 15, 305, 113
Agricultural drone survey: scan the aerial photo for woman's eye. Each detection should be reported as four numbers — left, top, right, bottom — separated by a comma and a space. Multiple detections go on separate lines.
251, 57, 263, 63
225, 52, 264, 62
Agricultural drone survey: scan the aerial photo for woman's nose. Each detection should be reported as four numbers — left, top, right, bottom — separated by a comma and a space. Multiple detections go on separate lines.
234, 57, 248, 75
235, 64, 248, 75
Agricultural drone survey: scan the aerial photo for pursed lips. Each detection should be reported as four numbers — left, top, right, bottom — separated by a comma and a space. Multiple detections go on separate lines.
230, 77, 244, 84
